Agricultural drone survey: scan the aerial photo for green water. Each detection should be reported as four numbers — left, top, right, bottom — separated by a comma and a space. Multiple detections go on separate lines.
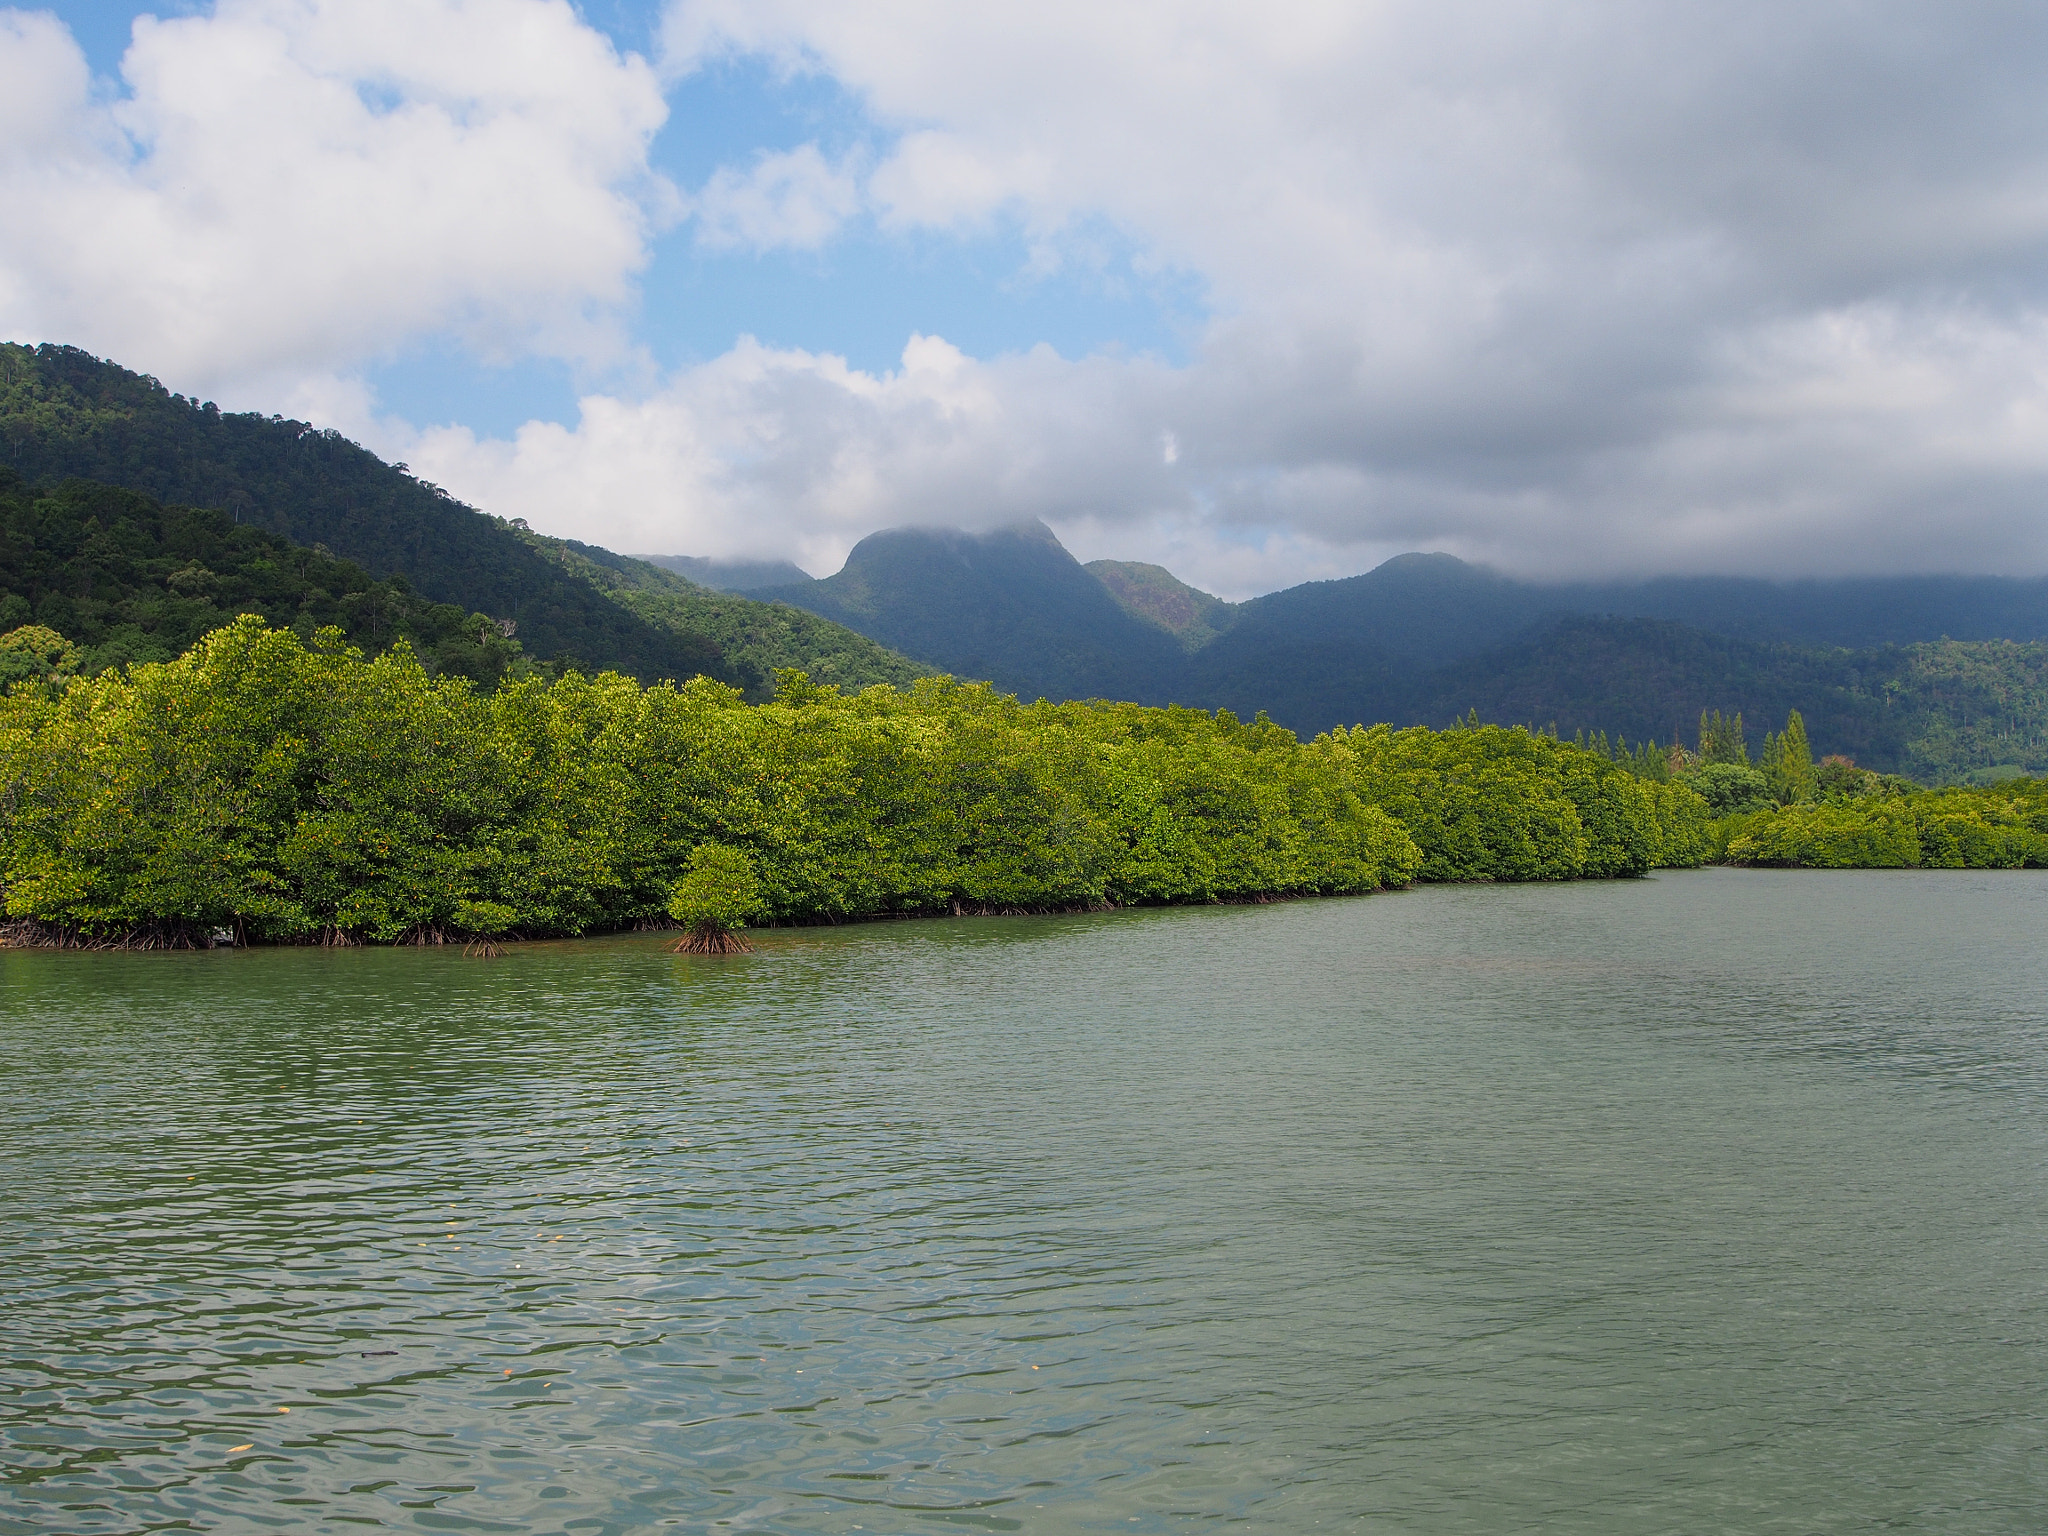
4, 869, 2047, 1534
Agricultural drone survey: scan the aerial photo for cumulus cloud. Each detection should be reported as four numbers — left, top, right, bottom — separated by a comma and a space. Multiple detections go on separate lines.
402, 297, 2048, 595
0, 0, 670, 398
11, 0, 2048, 584
617, 0, 2048, 580
404, 332, 1186, 574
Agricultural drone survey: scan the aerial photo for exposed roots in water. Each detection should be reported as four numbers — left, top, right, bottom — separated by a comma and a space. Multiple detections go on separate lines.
396, 924, 452, 947
463, 938, 505, 959
668, 926, 753, 955
945, 898, 1118, 918
0, 918, 229, 951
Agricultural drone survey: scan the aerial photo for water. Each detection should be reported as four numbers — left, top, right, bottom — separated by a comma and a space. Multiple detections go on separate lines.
4, 869, 2047, 1534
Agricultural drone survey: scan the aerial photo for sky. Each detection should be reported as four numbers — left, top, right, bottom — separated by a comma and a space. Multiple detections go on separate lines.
5, 2, 2048, 597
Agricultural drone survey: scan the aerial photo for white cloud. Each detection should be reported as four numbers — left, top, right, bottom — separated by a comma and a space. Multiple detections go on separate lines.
403, 331, 1188, 576
0, 0, 671, 398
623, 0, 2048, 581
12, 0, 2048, 585
690, 143, 864, 252
401, 294, 2048, 594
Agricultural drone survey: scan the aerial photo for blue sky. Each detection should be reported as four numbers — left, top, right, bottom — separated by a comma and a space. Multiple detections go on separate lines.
55, 0, 1205, 439
9, 1, 2048, 591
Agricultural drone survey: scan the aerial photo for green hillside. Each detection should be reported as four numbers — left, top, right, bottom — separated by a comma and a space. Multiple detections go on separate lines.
524, 536, 929, 698
0, 343, 734, 683
1, 343, 923, 694
1411, 617, 2048, 780
1086, 560, 1238, 649
0, 470, 553, 686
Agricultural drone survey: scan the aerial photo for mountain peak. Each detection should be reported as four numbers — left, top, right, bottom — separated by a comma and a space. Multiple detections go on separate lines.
755, 519, 1187, 700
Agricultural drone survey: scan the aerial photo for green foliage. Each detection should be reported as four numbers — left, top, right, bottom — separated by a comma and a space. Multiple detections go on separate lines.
1585, 730, 1674, 783
0, 621, 1709, 945
1327, 719, 1710, 880
1814, 755, 1882, 797
1720, 782, 2048, 868
0, 471, 550, 685
1723, 801, 1922, 867
524, 534, 929, 700
453, 899, 519, 938
1757, 709, 1814, 803
666, 845, 764, 933
0, 344, 734, 684
1681, 761, 1773, 815
1697, 709, 1748, 764
0, 625, 80, 689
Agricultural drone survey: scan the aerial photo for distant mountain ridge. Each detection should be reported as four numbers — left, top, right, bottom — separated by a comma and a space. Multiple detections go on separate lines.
639, 554, 815, 594
739, 520, 2048, 777
15, 341, 2044, 780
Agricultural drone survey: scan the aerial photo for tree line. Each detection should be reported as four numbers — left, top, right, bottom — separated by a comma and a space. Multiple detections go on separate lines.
0, 617, 1712, 947
1584, 706, 2048, 868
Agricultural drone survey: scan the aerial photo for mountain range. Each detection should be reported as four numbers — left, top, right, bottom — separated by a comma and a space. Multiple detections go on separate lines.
5, 342, 2044, 782
743, 522, 2048, 780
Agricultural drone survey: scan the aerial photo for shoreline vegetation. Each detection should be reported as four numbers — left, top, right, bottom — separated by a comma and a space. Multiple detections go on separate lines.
1629, 706, 2048, 870
0, 616, 1709, 950
1, 621, 2041, 953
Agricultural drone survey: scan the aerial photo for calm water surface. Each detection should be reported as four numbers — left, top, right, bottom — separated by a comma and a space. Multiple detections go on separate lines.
4, 870, 2047, 1533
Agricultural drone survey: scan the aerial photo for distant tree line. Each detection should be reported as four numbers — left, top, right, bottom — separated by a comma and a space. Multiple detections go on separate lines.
1575, 705, 2048, 868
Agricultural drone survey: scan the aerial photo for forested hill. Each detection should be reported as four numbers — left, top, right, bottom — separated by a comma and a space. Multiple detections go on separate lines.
0, 343, 726, 682
0, 470, 595, 685
1181, 550, 2048, 677
754, 521, 1189, 704
524, 536, 929, 696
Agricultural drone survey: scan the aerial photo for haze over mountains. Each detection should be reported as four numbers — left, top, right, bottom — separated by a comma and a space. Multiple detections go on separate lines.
5, 343, 2046, 783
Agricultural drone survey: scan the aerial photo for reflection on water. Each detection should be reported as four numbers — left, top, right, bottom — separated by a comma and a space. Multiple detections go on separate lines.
4, 869, 2047, 1533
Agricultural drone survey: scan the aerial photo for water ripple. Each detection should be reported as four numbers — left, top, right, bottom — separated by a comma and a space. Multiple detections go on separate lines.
4, 871, 2048, 1532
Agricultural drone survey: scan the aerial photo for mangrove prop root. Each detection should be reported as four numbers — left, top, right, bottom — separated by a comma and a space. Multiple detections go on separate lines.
463, 938, 505, 959
0, 918, 225, 951
668, 927, 754, 955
